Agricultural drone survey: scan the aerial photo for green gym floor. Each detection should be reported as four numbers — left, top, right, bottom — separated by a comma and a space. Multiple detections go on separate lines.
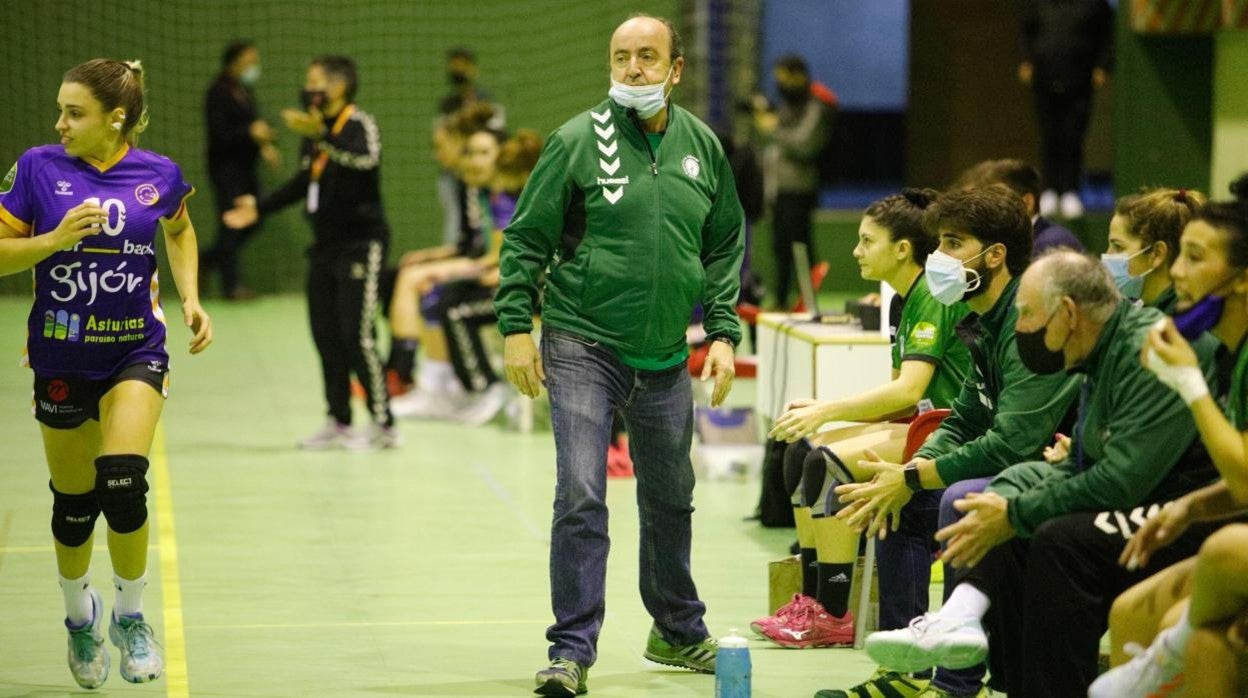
0, 294, 891, 698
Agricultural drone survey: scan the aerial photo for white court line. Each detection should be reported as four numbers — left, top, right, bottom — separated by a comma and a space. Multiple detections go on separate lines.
470, 461, 549, 544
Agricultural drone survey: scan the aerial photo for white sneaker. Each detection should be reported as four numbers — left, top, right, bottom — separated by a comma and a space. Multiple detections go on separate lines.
390, 389, 465, 420
345, 424, 403, 451
66, 587, 110, 689
1088, 639, 1185, 698
109, 612, 163, 683
865, 613, 989, 673
297, 419, 353, 450
456, 383, 512, 426
1060, 190, 1084, 219
1039, 189, 1059, 218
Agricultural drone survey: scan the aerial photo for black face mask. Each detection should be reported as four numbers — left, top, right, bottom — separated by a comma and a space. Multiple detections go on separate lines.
448, 71, 470, 86
300, 89, 327, 110
1016, 311, 1068, 375
778, 85, 808, 104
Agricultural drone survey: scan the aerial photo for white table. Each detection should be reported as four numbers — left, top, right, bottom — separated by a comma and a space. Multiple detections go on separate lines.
755, 313, 893, 422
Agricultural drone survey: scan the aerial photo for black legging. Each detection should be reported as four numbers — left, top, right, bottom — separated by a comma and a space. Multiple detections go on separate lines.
435, 280, 499, 392
1034, 88, 1092, 194
306, 240, 393, 427
771, 191, 818, 307
204, 161, 261, 295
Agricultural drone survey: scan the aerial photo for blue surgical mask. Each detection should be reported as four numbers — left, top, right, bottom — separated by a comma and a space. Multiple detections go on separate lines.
1101, 245, 1154, 299
240, 64, 261, 86
925, 248, 988, 306
608, 66, 673, 119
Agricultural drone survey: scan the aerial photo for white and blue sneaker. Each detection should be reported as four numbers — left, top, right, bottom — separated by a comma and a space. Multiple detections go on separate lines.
109, 612, 163, 683
865, 613, 989, 674
66, 587, 110, 689
1088, 640, 1185, 698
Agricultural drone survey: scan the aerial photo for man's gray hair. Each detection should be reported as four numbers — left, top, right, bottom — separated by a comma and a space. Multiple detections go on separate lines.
1035, 248, 1121, 323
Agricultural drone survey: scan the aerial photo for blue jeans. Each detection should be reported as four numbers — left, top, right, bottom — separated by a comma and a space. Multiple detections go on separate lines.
541, 328, 708, 666
932, 477, 993, 696
877, 489, 943, 631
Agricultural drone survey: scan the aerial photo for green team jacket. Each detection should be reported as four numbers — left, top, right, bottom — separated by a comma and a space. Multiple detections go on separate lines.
916, 277, 1082, 484
494, 99, 745, 357
987, 301, 1221, 537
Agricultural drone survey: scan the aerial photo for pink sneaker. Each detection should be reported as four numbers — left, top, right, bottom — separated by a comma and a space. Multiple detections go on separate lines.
750, 593, 818, 637
762, 600, 855, 648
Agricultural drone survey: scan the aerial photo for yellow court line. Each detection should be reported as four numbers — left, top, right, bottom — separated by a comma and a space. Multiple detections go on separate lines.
192, 619, 550, 631
151, 423, 190, 698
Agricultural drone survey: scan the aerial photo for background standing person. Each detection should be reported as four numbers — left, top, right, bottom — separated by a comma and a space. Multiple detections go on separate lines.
434, 48, 505, 247
494, 14, 744, 697
201, 40, 278, 300
223, 55, 396, 451
0, 57, 211, 689
1019, 0, 1113, 220
755, 54, 832, 308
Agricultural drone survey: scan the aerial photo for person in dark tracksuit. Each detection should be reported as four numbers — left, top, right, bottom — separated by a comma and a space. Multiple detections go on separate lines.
863, 250, 1222, 698
201, 40, 279, 300
223, 55, 396, 450
1019, 0, 1113, 220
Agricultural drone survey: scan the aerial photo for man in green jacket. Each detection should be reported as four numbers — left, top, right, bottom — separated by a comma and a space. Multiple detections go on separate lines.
821, 187, 1081, 698
493, 14, 743, 698
863, 250, 1222, 698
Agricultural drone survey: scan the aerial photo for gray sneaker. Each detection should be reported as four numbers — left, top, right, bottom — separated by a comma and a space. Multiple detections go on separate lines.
66, 587, 110, 689
109, 613, 163, 683
297, 420, 353, 450
534, 657, 588, 696
345, 424, 403, 451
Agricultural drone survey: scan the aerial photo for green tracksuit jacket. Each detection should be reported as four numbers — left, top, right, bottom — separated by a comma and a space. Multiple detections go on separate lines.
916, 277, 1082, 484
987, 301, 1222, 537
494, 99, 744, 361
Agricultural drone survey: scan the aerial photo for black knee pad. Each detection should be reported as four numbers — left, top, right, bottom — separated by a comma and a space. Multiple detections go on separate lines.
783, 440, 813, 500
95, 454, 149, 534
802, 448, 829, 510
49, 483, 100, 547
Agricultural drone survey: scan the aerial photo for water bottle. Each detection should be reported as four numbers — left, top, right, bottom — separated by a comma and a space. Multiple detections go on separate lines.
715, 629, 751, 698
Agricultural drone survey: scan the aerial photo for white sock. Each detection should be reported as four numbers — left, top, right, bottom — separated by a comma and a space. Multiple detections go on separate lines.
1160, 606, 1195, 655
113, 573, 146, 618
938, 584, 991, 622
59, 572, 94, 627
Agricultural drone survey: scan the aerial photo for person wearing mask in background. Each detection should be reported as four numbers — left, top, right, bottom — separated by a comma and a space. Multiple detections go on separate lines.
1103, 188, 1204, 313
201, 40, 279, 301
755, 54, 831, 308
223, 55, 397, 451
495, 14, 743, 695
434, 48, 505, 248
1019, 0, 1113, 220
952, 158, 1083, 256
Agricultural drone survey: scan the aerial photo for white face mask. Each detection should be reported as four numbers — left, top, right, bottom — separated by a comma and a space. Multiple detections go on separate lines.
608, 65, 673, 119
925, 248, 990, 306
240, 64, 261, 86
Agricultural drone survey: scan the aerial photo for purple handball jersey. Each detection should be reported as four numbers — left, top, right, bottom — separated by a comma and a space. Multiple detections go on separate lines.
0, 144, 194, 380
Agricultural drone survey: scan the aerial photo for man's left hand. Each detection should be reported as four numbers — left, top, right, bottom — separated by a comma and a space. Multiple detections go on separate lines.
834, 451, 911, 539
701, 340, 735, 407
281, 108, 327, 139
935, 492, 1015, 569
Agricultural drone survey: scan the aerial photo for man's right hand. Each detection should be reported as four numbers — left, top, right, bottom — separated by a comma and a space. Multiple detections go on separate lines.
1017, 61, 1034, 86
504, 333, 545, 398
222, 194, 259, 230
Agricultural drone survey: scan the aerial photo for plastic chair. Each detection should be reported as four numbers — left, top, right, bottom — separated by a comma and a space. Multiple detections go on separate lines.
854, 408, 951, 648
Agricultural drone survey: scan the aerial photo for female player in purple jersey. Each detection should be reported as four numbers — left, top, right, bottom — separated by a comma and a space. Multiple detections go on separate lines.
0, 58, 211, 689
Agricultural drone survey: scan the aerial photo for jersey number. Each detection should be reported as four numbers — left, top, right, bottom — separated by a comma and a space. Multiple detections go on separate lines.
100, 198, 127, 237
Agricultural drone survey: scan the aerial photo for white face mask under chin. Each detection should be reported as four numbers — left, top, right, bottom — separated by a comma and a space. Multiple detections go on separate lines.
608, 66, 674, 119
